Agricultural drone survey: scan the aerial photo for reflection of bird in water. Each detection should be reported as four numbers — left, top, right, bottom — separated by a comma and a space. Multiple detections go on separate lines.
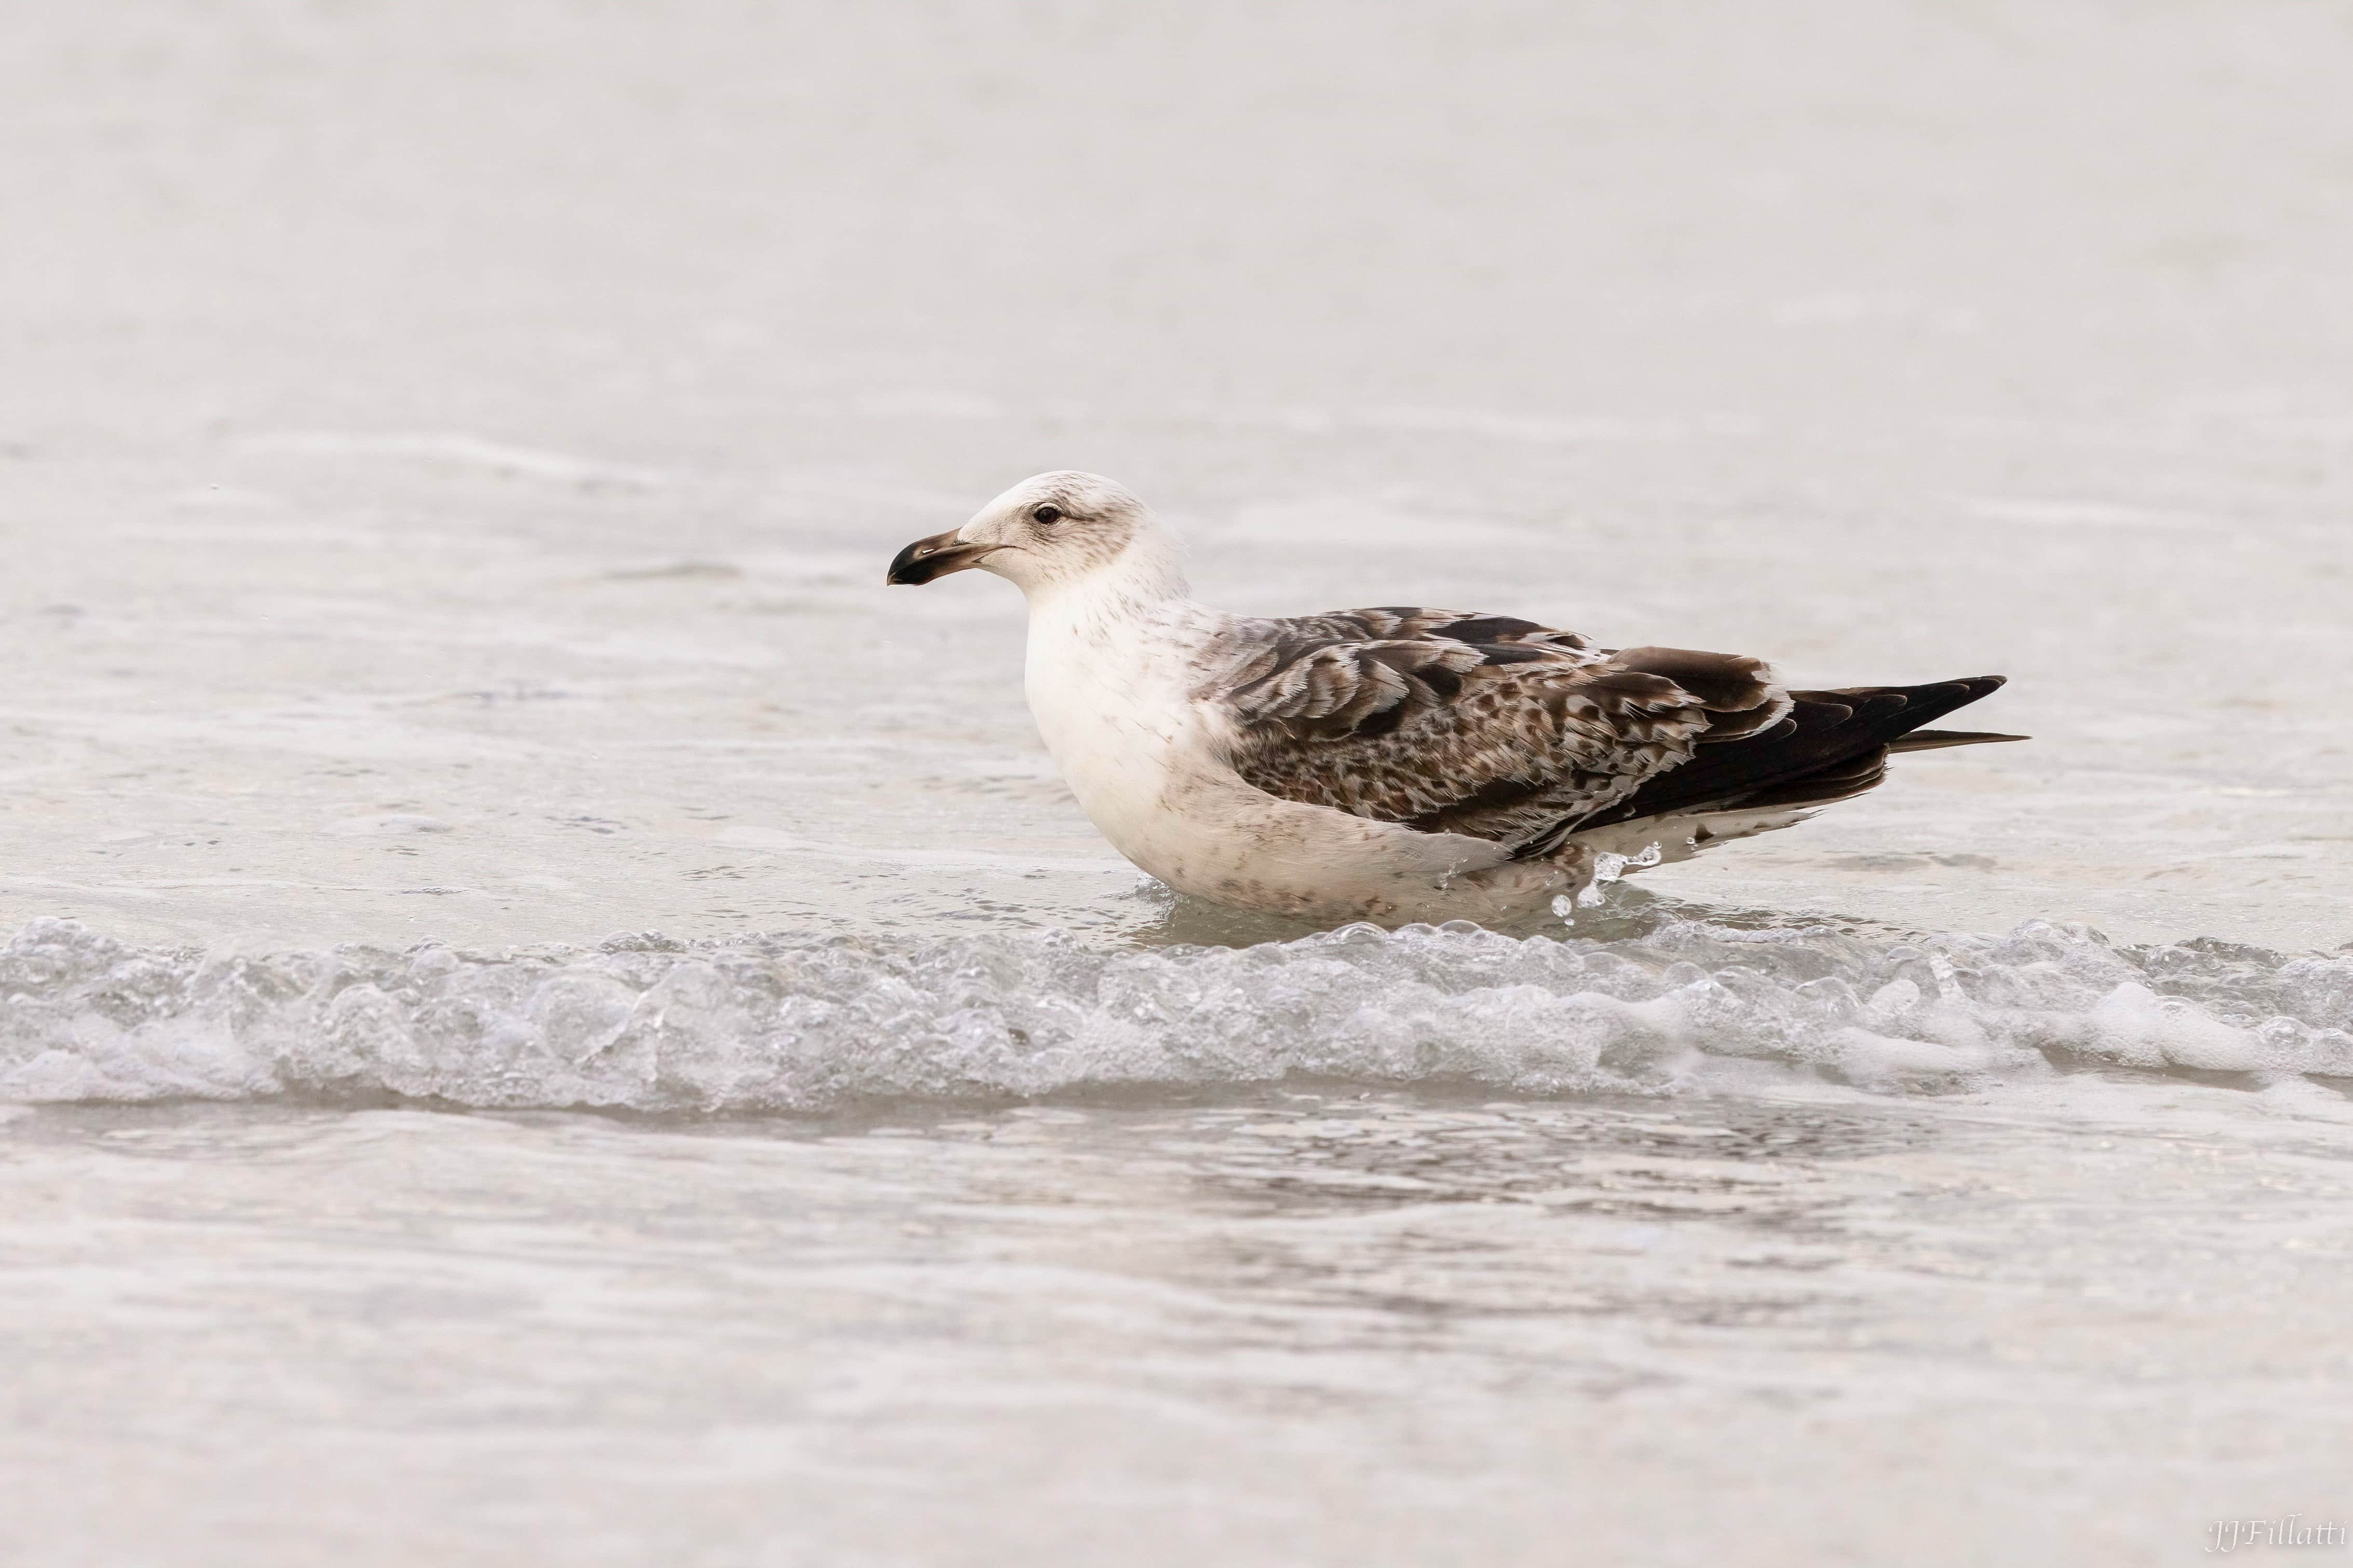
888, 472, 2023, 923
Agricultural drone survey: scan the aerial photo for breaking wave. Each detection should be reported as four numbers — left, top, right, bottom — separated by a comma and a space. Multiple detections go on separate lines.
3, 916, 2349, 1112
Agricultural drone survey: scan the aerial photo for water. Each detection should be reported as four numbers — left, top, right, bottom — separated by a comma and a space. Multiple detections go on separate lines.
11, 915, 2353, 1110
5, 2, 2352, 1563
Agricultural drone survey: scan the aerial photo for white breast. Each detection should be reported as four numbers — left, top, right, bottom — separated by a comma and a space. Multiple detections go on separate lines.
1019, 593, 1537, 919
1022, 594, 1201, 856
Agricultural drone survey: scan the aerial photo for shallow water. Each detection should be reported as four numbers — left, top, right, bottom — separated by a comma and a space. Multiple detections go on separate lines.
5, 2, 2353, 1563
10, 1087, 2353, 1566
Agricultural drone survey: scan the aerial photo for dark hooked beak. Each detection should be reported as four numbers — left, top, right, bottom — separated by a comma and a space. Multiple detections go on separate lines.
885, 529, 1002, 586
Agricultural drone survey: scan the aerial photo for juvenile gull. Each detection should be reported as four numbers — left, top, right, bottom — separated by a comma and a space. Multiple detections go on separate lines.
887, 472, 2023, 922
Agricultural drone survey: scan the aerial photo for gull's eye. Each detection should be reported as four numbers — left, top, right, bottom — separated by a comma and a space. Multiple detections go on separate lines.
1031, 503, 1063, 526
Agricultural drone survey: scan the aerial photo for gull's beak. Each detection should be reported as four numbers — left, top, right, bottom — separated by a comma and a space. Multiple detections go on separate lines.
886, 529, 1000, 586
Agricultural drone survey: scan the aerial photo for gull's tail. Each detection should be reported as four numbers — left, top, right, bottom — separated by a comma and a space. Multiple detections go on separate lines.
1538, 675, 2023, 854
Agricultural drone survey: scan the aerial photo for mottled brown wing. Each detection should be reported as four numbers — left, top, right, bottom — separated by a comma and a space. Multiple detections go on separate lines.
1206, 608, 1792, 854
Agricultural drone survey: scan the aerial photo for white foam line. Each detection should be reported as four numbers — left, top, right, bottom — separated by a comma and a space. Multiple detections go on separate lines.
794, 396, 1711, 446
713, 826, 1126, 871
1959, 497, 2208, 531
241, 431, 667, 489
1346, 407, 1694, 444
1191, 405, 1700, 444
0, 876, 348, 899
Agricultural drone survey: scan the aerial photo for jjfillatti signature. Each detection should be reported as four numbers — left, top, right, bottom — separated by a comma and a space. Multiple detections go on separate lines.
2206, 1517, 2349, 1553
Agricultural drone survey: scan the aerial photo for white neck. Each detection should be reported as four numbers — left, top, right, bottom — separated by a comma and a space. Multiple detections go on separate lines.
1017, 529, 1210, 843
1018, 530, 1191, 619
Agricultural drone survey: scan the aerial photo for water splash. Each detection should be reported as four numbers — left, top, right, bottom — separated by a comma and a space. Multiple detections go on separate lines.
2, 916, 2347, 1112
1554, 841, 1670, 924
1577, 841, 1667, 908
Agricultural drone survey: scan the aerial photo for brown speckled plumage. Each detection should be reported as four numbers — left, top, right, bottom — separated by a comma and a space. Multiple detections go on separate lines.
1201, 607, 1795, 855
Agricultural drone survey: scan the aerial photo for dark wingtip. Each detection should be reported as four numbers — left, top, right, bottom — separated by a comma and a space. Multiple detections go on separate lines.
1887, 728, 2031, 753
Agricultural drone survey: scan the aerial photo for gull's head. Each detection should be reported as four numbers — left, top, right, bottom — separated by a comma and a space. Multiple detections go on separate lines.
885, 471, 1181, 600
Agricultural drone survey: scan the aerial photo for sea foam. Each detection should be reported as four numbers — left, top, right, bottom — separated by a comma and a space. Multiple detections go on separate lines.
3, 917, 2348, 1112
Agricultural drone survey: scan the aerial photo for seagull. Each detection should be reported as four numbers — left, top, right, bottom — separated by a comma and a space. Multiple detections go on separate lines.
887, 472, 2023, 923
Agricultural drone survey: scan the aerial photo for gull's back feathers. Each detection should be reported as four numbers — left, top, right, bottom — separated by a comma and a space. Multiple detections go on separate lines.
1200, 605, 2017, 860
